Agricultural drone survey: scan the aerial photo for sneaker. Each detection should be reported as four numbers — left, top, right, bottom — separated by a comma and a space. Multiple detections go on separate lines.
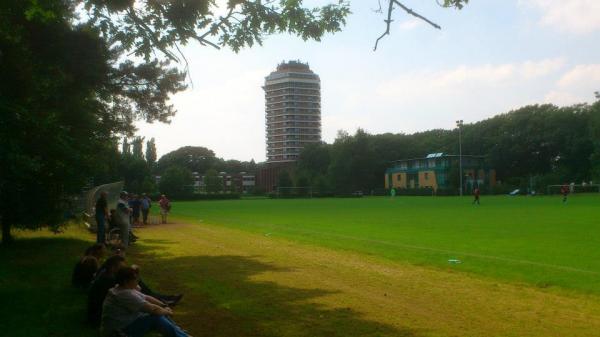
164, 294, 183, 306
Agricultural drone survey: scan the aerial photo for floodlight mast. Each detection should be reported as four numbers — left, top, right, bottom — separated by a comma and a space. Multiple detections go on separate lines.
456, 120, 464, 196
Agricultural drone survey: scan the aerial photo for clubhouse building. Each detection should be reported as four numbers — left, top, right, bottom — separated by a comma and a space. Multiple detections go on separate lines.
385, 153, 496, 193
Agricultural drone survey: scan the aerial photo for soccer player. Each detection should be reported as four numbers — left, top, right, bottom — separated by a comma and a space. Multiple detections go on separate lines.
472, 186, 480, 205
560, 183, 569, 203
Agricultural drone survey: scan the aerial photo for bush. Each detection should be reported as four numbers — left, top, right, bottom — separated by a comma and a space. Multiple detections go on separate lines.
393, 187, 435, 196
331, 190, 364, 198
371, 188, 389, 196
435, 187, 459, 196
249, 187, 266, 196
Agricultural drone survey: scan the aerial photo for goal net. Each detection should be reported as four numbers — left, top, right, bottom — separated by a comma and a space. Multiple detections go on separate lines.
276, 187, 313, 198
546, 184, 600, 195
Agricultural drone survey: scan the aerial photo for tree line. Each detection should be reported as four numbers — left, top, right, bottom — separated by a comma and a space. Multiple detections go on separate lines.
111, 100, 600, 198
93, 141, 258, 199
0, 0, 351, 244
293, 101, 600, 195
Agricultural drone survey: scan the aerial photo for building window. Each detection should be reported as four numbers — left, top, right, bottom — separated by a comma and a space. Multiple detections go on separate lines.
424, 172, 429, 180
396, 174, 401, 181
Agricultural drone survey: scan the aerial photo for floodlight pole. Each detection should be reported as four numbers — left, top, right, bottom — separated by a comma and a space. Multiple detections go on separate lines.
456, 120, 464, 197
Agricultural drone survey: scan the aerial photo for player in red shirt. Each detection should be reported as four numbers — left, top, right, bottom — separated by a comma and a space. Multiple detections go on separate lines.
472, 186, 481, 205
560, 183, 569, 203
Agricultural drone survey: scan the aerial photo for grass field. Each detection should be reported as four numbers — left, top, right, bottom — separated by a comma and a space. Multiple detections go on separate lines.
172, 195, 600, 295
2, 195, 600, 337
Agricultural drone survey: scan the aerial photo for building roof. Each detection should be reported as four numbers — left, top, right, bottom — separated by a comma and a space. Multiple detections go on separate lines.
390, 154, 486, 164
265, 60, 319, 82
426, 153, 444, 158
276, 60, 311, 72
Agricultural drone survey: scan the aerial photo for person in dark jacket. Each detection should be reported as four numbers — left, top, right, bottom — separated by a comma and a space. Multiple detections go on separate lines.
129, 194, 142, 227
141, 194, 152, 225
72, 244, 105, 288
88, 255, 126, 326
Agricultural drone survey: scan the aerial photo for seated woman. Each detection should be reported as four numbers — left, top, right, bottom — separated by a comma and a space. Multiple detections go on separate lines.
72, 243, 105, 288
95, 249, 183, 307
89, 256, 182, 327
101, 267, 189, 337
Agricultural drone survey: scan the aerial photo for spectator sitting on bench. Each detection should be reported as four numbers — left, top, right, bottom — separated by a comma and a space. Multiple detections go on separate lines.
72, 243, 105, 288
101, 266, 190, 337
89, 251, 183, 327
88, 255, 126, 327
107, 209, 139, 244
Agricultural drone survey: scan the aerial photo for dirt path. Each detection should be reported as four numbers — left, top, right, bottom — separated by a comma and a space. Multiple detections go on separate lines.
131, 222, 600, 337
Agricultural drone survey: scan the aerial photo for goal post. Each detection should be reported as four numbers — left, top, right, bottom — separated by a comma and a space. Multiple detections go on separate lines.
546, 184, 600, 195
276, 186, 313, 198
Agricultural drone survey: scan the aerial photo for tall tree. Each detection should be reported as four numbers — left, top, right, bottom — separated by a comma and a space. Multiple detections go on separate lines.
0, 0, 118, 243
297, 143, 331, 181
204, 169, 223, 194
119, 152, 151, 193
122, 137, 130, 155
157, 146, 218, 174
159, 166, 193, 198
0, 0, 351, 244
131, 136, 144, 159
145, 138, 157, 167
277, 171, 294, 188
328, 129, 377, 193
588, 99, 600, 181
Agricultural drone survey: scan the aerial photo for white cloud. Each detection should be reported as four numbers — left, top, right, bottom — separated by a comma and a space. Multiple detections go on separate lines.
311, 59, 564, 135
544, 63, 600, 105
522, 58, 566, 79
543, 90, 583, 106
136, 50, 271, 161
398, 18, 423, 31
377, 58, 565, 98
556, 64, 600, 87
523, 0, 600, 34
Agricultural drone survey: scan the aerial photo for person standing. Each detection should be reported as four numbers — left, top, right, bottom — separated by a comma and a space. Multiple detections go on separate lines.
141, 194, 151, 225
95, 191, 109, 244
472, 186, 480, 205
159, 195, 171, 224
116, 192, 131, 246
561, 183, 569, 203
129, 194, 142, 227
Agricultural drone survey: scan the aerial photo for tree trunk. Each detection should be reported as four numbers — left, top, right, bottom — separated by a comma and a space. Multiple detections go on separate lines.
1, 221, 12, 245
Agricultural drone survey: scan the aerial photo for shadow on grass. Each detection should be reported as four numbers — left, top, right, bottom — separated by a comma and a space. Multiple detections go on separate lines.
133, 241, 420, 337
0, 236, 97, 337
0, 234, 421, 337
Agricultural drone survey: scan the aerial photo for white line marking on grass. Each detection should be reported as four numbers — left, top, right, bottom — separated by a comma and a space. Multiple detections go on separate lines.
256, 223, 600, 276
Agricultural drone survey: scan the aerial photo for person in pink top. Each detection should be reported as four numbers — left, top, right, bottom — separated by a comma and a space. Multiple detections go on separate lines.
158, 195, 171, 224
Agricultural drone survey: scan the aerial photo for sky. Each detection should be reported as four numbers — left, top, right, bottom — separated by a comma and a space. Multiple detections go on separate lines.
136, 0, 600, 162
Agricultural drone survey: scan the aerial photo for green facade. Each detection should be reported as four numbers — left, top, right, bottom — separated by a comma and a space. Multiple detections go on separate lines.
385, 153, 495, 192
